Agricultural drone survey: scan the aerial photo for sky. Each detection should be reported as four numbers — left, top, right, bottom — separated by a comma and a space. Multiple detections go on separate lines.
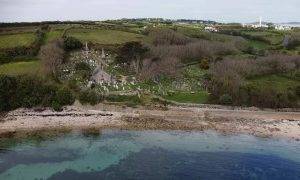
0, 0, 299, 23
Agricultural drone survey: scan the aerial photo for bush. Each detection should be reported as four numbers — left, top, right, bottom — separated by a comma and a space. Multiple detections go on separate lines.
199, 59, 210, 70
283, 34, 300, 50
244, 85, 298, 108
54, 87, 75, 107
74, 62, 92, 79
296, 86, 300, 97
79, 90, 102, 105
0, 75, 75, 112
64, 37, 83, 51
219, 94, 233, 105
208, 54, 300, 107
105, 94, 142, 107
0, 75, 18, 111
105, 95, 141, 104
75, 62, 91, 71
51, 100, 63, 112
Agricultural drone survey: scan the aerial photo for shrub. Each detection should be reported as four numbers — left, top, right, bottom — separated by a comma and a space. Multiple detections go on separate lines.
74, 62, 92, 79
67, 78, 80, 92
0, 75, 18, 111
219, 94, 233, 105
79, 90, 102, 105
283, 33, 300, 50
296, 86, 300, 97
64, 37, 83, 51
0, 75, 75, 112
75, 62, 91, 71
51, 100, 63, 112
208, 55, 300, 108
106, 95, 141, 104
199, 59, 210, 70
54, 87, 75, 106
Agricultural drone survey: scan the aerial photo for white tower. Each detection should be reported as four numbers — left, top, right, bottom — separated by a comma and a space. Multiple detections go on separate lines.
259, 17, 262, 27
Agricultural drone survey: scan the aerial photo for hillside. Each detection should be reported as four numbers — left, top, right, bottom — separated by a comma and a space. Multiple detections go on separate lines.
0, 20, 299, 112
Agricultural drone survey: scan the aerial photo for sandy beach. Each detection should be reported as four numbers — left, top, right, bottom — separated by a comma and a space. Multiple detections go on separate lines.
0, 103, 299, 140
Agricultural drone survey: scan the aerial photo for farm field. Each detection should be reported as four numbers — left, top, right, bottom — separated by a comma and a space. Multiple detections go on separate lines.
0, 60, 41, 76
66, 28, 146, 44
0, 33, 36, 49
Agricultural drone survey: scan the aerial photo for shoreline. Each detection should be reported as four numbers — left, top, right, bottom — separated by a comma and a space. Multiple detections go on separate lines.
0, 104, 299, 140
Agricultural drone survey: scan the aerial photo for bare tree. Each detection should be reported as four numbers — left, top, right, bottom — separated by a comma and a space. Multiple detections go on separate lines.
139, 56, 181, 81
39, 39, 65, 75
149, 28, 191, 46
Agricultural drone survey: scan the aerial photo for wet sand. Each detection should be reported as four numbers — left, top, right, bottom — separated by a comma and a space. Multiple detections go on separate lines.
0, 104, 299, 140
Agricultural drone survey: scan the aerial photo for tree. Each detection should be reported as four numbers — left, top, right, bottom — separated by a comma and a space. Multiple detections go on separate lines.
39, 39, 65, 76
64, 37, 83, 51
116, 41, 148, 74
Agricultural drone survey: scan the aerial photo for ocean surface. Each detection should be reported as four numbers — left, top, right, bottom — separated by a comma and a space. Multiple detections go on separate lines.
0, 129, 299, 180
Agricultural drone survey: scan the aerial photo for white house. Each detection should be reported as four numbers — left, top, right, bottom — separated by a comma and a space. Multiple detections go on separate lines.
275, 25, 292, 31
204, 26, 218, 32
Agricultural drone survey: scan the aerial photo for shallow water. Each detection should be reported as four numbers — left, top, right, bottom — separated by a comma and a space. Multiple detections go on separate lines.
0, 129, 299, 180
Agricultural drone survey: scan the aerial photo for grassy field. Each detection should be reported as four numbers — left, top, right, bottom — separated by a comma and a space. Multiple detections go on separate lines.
163, 91, 209, 104
247, 39, 269, 50
67, 28, 146, 44
0, 26, 38, 35
0, 33, 36, 49
177, 26, 238, 42
45, 30, 64, 43
0, 60, 41, 76
247, 74, 300, 92
242, 31, 284, 45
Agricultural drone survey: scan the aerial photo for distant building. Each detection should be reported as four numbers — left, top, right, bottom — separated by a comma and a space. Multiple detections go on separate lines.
243, 17, 268, 29
275, 25, 292, 31
204, 26, 218, 32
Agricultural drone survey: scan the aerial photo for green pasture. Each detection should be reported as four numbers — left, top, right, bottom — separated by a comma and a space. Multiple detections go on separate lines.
45, 30, 64, 43
0, 60, 41, 76
0, 33, 36, 49
247, 73, 300, 92
67, 28, 146, 44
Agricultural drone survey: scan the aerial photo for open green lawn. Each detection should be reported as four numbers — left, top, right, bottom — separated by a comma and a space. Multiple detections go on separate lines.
0, 33, 36, 49
45, 30, 64, 43
247, 74, 300, 92
67, 28, 146, 44
0, 60, 41, 76
163, 91, 209, 104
